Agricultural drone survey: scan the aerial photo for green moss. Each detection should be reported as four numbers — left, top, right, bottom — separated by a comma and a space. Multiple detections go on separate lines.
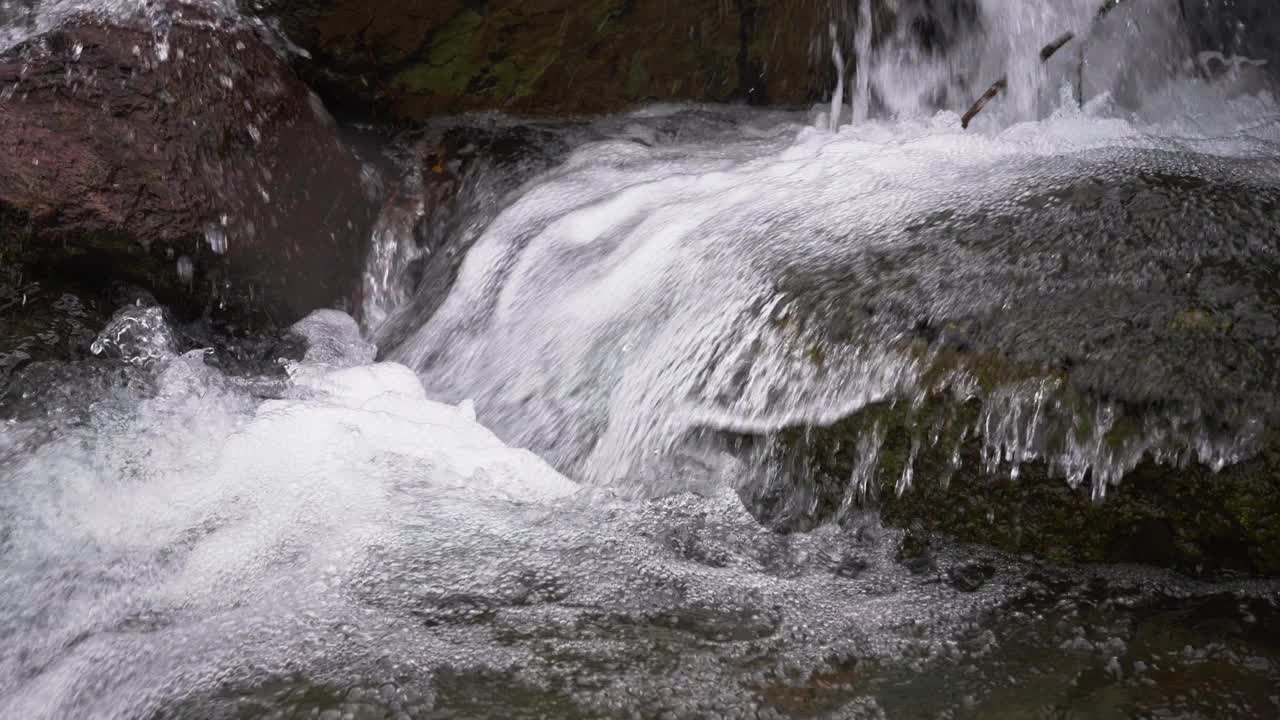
877, 415, 1280, 576
481, 47, 562, 103
591, 0, 629, 34
390, 10, 484, 96
805, 344, 826, 368
626, 49, 652, 99
1170, 307, 1218, 333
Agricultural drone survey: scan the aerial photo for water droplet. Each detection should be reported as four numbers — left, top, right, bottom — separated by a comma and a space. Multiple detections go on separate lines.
203, 224, 227, 255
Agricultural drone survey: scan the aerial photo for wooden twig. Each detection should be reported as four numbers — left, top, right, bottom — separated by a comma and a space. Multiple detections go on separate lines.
961, 0, 1134, 129
961, 32, 1074, 128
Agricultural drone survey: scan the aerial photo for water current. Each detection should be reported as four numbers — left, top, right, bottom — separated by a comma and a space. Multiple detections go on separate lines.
3, 0, 1280, 718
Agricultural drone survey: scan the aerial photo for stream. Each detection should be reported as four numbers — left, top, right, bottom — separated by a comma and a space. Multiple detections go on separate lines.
3, 0, 1280, 718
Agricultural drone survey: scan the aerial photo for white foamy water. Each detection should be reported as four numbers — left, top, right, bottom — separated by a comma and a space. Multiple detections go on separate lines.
0, 312, 584, 717
386, 81, 1280, 501
3, 312, 1074, 719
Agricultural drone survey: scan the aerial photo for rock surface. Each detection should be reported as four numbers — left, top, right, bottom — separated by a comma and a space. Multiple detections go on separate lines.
743, 390, 1280, 579
246, 0, 840, 119
0, 2, 377, 323
1183, 0, 1280, 78
237, 0, 1279, 122
733, 166, 1280, 578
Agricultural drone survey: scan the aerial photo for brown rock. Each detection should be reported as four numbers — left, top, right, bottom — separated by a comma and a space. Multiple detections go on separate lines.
0, 3, 377, 323
251, 0, 837, 120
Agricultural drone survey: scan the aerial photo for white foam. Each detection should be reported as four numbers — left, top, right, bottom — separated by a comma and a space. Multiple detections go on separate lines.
0, 325, 578, 716
290, 308, 378, 368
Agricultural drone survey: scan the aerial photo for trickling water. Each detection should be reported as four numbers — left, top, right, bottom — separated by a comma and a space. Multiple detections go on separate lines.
828, 22, 846, 132
849, 1, 872, 124
823, 0, 1268, 127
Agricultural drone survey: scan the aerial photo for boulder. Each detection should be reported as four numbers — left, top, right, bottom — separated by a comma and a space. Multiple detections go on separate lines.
0, 2, 378, 324
731, 166, 1280, 578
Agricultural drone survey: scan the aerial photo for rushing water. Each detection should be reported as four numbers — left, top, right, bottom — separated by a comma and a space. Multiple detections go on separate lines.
4, 0, 1280, 718
386, 95, 1280, 503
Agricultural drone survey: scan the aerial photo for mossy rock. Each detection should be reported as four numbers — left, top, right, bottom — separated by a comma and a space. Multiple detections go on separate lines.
719, 162, 1280, 578
879, 426, 1280, 577
736, 349, 1280, 579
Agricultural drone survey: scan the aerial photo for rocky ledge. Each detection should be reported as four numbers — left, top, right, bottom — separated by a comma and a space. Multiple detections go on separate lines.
733, 164, 1280, 578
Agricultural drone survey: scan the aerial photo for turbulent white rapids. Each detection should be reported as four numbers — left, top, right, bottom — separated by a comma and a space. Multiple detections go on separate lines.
4, 0, 1280, 718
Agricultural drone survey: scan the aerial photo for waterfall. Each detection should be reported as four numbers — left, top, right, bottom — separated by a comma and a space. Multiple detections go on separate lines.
817, 0, 1232, 126
829, 22, 846, 132
850, 0, 873, 124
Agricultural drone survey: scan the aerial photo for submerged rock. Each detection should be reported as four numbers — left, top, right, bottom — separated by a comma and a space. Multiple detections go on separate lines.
0, 2, 378, 324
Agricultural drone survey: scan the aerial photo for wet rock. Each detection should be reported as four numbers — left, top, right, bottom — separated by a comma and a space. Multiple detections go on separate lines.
245, 0, 996, 121
410, 593, 499, 628
0, 279, 105, 384
149, 675, 434, 720
175, 316, 306, 378
896, 522, 936, 575
739, 371, 1280, 578
947, 561, 996, 592
733, 168, 1280, 578
581, 602, 782, 644
0, 2, 378, 324
826, 550, 871, 580
365, 120, 577, 347
0, 358, 154, 423
1183, 0, 1280, 82
245, 0, 845, 120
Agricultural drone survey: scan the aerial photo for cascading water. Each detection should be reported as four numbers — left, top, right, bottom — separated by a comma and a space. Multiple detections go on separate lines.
4, 1, 1280, 718
380, 0, 1280, 505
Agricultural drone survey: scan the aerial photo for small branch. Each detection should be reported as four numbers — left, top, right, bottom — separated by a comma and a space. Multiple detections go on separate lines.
1094, 0, 1132, 22
961, 0, 1134, 129
959, 77, 1008, 130
961, 32, 1074, 129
